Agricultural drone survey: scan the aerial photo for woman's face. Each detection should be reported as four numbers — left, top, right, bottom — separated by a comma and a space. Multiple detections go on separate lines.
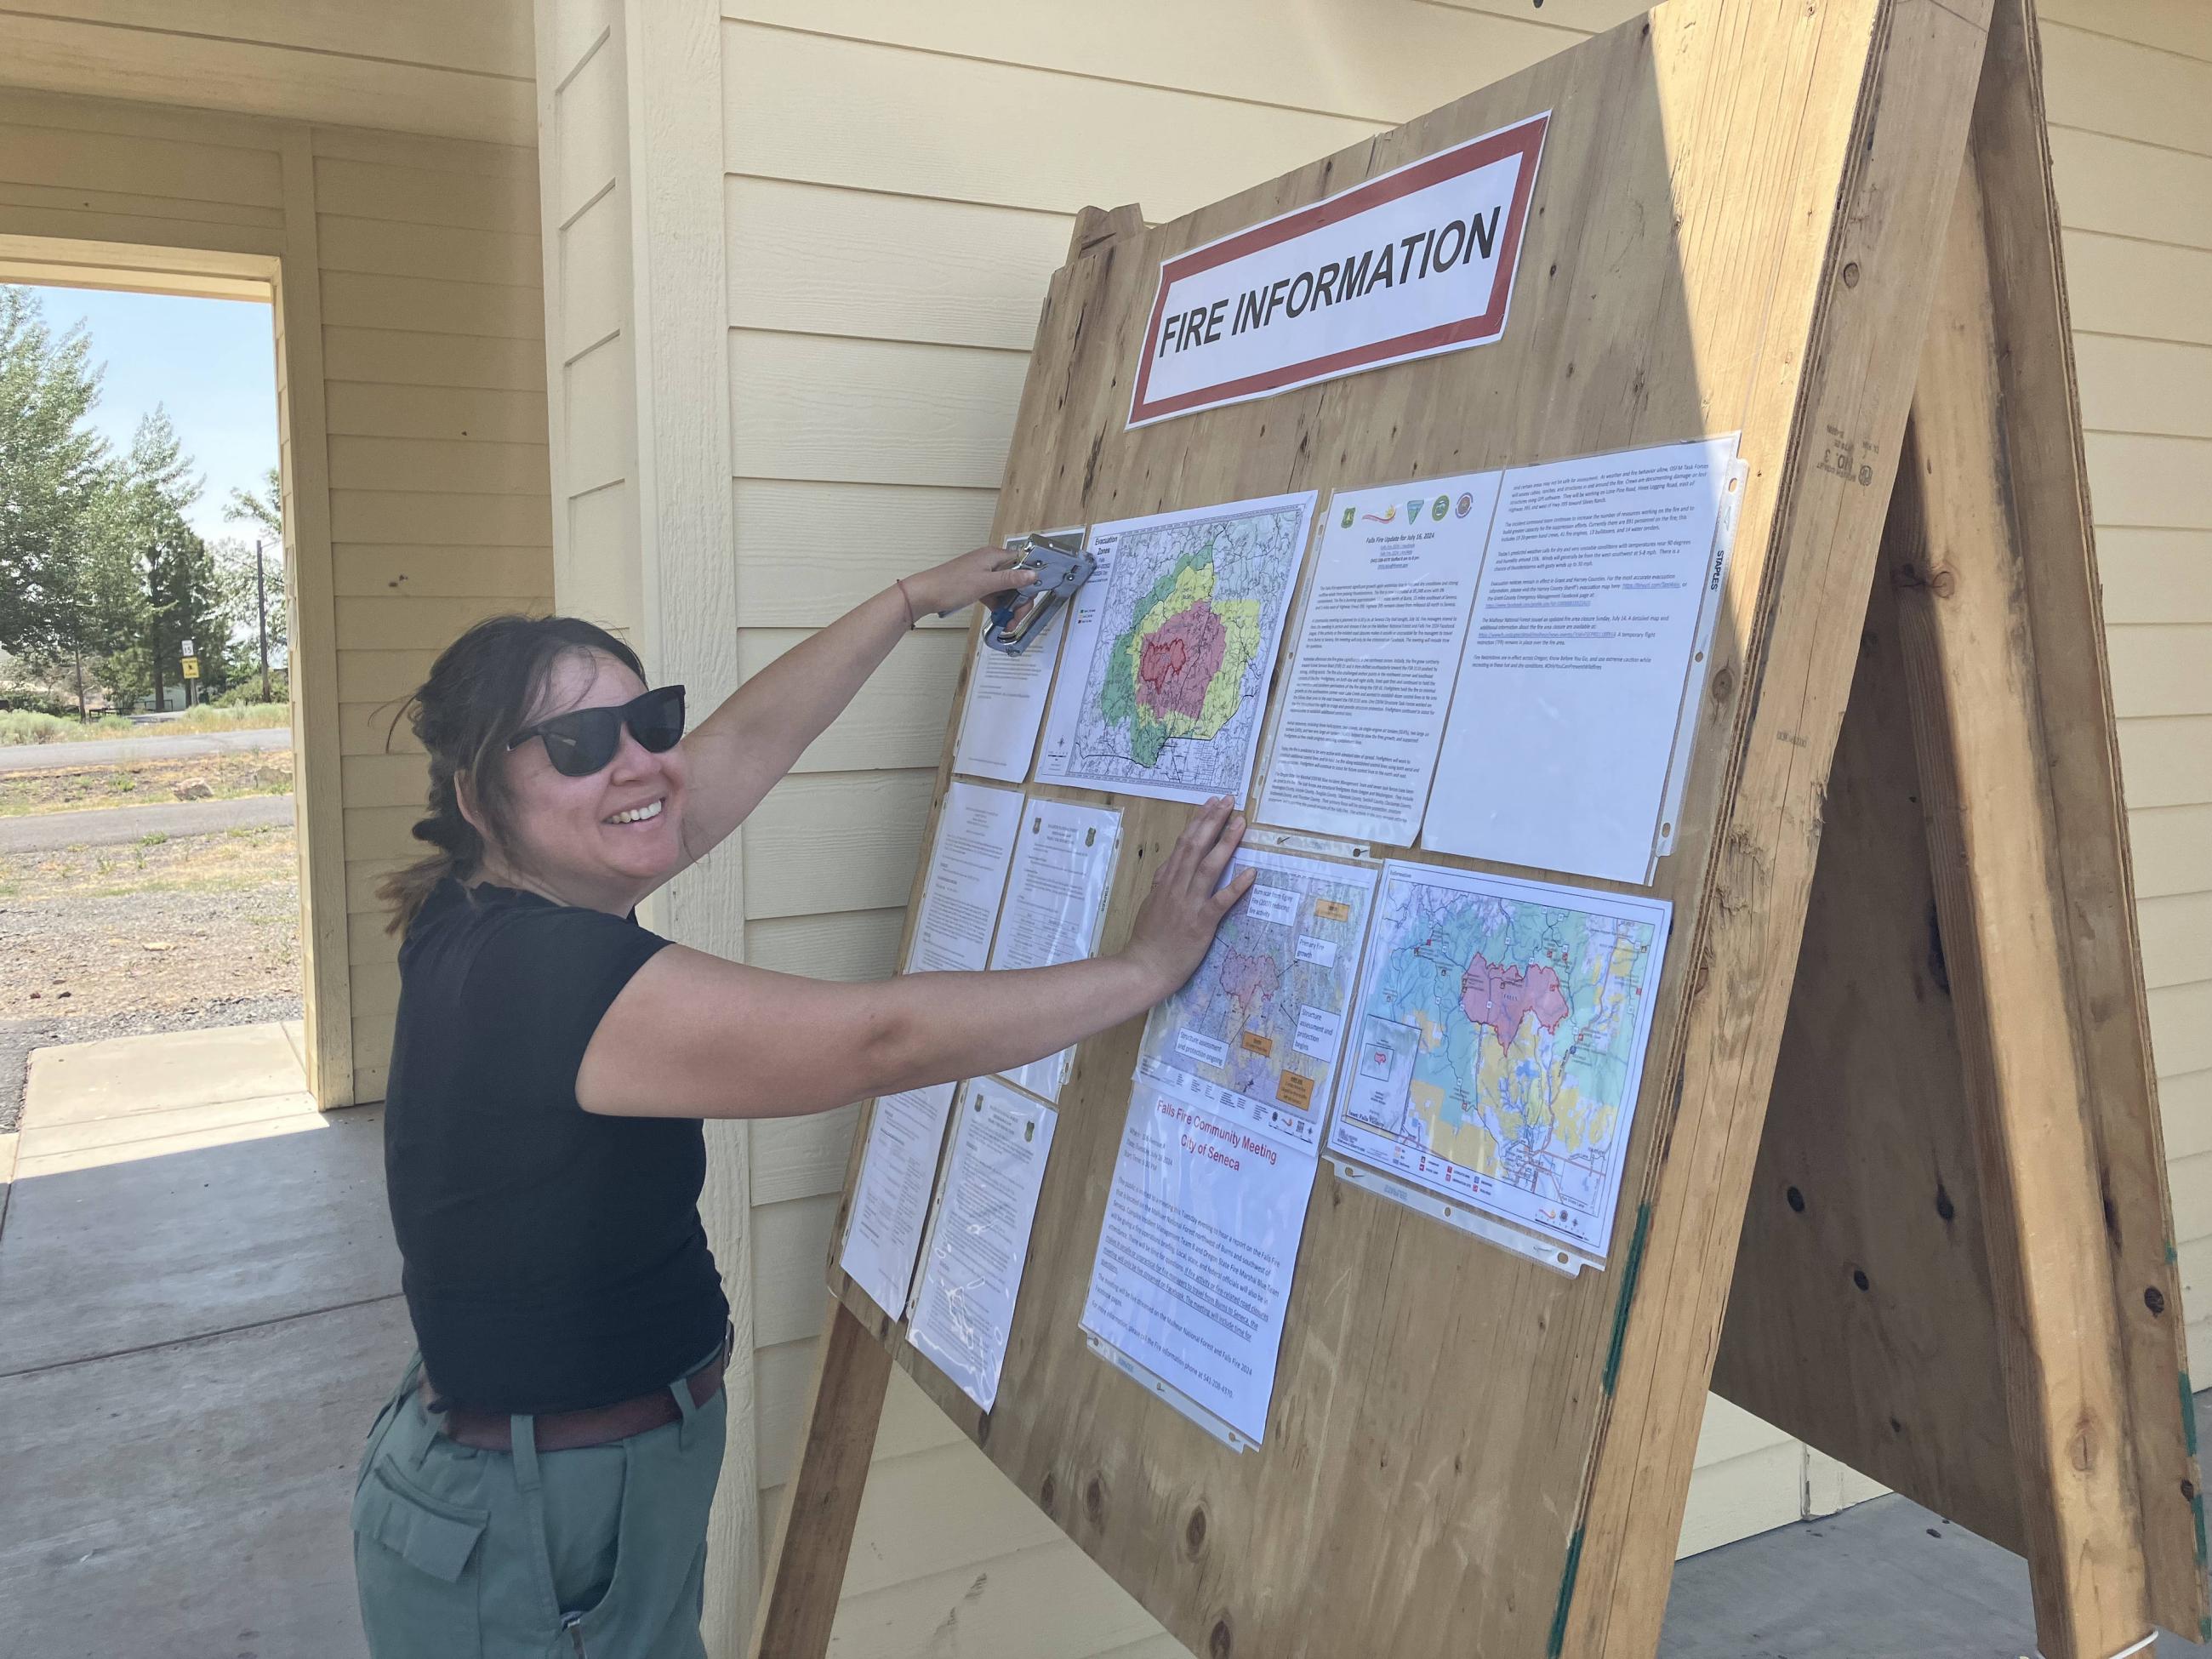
486, 648, 689, 910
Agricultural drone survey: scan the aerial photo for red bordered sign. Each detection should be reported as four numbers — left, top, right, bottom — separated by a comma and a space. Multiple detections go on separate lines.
1127, 111, 1548, 429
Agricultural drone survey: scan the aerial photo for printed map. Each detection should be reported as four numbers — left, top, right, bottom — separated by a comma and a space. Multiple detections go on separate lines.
1047, 495, 1311, 801
1137, 849, 1378, 1147
1326, 862, 1670, 1259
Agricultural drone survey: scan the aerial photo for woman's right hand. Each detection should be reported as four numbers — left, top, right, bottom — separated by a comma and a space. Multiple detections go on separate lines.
1120, 796, 1255, 998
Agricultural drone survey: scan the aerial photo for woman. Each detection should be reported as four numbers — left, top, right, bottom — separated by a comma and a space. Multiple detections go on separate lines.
352, 543, 1253, 1658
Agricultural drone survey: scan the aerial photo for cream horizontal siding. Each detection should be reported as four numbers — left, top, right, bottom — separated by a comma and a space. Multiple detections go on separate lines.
2038, 9, 2212, 1376
0, 85, 552, 1107
0, 1, 534, 145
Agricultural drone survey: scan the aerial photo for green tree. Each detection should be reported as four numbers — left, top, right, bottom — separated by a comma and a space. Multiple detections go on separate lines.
0, 286, 110, 664
105, 408, 229, 707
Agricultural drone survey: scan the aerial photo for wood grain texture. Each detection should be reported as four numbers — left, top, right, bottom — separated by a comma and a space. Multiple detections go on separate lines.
761, 6, 2007, 1656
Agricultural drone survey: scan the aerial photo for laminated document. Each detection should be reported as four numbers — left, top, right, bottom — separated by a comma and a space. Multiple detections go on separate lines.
1424, 436, 1739, 883
985, 798, 1122, 1102
904, 780, 1023, 976
950, 529, 1079, 783
1257, 472, 1502, 847
1081, 1075, 1318, 1446
908, 1077, 1058, 1411
837, 1081, 958, 1320
1037, 492, 1316, 806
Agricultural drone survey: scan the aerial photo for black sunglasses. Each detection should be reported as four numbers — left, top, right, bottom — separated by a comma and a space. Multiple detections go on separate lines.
506, 684, 687, 778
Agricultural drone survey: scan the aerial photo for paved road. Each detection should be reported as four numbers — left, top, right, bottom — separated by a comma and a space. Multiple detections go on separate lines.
0, 726, 291, 773
0, 793, 294, 854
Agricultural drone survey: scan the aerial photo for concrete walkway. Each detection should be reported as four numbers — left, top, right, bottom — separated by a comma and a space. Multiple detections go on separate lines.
0, 1022, 2206, 1656
0, 1023, 398, 1659
0, 791, 294, 853
0, 726, 291, 772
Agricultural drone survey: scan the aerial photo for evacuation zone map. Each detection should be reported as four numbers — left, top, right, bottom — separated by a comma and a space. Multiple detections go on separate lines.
1325, 861, 1671, 1262
1038, 492, 1314, 803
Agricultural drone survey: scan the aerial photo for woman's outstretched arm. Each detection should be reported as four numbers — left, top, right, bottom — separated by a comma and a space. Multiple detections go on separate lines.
669, 544, 1030, 872
579, 799, 1255, 1119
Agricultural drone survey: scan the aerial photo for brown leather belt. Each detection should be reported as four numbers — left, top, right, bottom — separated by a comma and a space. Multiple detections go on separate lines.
423, 1338, 730, 1453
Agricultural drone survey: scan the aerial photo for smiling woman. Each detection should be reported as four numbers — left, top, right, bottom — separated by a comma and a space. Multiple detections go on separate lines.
354, 550, 1257, 1659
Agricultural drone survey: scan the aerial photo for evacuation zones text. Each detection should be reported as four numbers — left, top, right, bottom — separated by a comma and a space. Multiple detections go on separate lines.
1154, 205, 1508, 363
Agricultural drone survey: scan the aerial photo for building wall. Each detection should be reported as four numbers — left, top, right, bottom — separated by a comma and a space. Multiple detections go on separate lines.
0, 1, 535, 145
0, 86, 553, 1106
520, 0, 2210, 1650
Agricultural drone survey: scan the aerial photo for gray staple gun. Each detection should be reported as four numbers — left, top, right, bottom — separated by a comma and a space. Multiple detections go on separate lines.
978, 532, 1093, 655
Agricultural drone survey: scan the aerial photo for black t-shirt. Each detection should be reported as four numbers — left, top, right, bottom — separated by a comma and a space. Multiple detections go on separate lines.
383, 877, 727, 1414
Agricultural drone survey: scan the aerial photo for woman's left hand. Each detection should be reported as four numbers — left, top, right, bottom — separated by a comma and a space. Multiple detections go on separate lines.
906, 544, 1036, 619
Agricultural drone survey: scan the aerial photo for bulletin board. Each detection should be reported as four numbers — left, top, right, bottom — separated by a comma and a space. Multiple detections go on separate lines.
754, 3, 2203, 1656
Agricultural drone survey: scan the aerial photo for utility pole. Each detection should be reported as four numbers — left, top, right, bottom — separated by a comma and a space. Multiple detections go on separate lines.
254, 539, 271, 703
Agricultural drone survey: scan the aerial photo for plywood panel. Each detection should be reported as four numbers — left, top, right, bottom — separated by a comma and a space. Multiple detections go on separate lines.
728, 330, 1027, 488
727, 176, 1072, 351
721, 22, 1382, 221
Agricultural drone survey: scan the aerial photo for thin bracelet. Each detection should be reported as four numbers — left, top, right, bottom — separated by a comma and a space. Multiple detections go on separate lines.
892, 576, 918, 629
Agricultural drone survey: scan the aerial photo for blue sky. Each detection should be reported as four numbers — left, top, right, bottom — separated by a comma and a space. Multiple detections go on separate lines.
29, 283, 280, 547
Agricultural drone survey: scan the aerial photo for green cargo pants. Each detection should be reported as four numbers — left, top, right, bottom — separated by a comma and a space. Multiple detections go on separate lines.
352, 1348, 727, 1658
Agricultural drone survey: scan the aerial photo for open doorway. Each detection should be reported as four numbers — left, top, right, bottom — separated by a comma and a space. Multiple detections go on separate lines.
1, 272, 305, 1134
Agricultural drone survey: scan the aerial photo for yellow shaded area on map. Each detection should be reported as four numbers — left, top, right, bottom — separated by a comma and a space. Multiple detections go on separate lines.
1408, 1008, 1620, 1175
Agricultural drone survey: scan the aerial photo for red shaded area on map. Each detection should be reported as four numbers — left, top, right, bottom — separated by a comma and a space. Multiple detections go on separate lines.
1136, 604, 1229, 719
1461, 955, 1569, 1044
1217, 944, 1280, 1008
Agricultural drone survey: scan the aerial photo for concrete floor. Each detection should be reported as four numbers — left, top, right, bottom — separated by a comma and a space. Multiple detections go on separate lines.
0, 1021, 2206, 1657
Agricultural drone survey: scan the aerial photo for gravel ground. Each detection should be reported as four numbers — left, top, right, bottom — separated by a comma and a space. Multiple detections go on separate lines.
0, 821, 302, 1132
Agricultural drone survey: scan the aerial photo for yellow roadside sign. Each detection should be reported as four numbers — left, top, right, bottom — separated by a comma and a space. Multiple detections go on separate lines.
181, 656, 200, 679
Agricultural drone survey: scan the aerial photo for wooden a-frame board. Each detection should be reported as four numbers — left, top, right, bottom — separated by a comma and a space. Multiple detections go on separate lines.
750, 3, 2204, 1656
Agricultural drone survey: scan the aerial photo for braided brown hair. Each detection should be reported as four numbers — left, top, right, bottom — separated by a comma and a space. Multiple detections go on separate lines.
377, 613, 647, 935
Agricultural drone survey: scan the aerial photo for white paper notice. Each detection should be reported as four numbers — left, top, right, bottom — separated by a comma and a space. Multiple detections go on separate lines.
905, 781, 1024, 975
950, 529, 1079, 783
1258, 472, 1502, 844
1422, 436, 1738, 883
985, 798, 1123, 1100
1080, 1077, 1319, 1445
1416, 437, 1742, 885
908, 1078, 1058, 1411
837, 1081, 958, 1320
1036, 492, 1316, 806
